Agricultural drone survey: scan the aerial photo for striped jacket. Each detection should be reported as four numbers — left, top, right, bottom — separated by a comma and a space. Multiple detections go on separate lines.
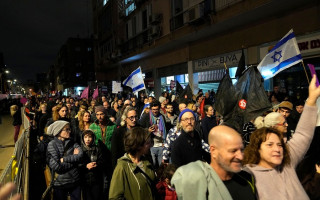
47, 137, 83, 187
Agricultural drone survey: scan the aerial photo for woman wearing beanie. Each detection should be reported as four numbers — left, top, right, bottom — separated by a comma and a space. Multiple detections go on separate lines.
47, 120, 83, 200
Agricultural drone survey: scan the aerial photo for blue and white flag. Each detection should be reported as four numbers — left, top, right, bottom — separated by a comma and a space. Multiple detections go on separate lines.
258, 29, 302, 80
123, 66, 146, 93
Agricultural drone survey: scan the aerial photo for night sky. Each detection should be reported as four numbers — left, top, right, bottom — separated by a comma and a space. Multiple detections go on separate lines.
0, 0, 92, 83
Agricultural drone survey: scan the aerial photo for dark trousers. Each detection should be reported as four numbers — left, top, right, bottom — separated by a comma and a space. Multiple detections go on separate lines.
82, 183, 102, 200
14, 125, 21, 143
53, 185, 81, 200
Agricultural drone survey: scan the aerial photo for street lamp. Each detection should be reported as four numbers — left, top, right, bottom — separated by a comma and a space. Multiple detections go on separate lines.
5, 70, 9, 74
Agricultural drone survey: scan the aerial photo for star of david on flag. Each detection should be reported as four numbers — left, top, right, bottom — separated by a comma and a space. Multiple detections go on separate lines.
122, 66, 146, 93
258, 29, 302, 80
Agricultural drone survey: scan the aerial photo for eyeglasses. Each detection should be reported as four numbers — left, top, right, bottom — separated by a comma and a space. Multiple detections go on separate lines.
62, 128, 71, 132
127, 116, 138, 121
276, 121, 287, 127
181, 117, 195, 122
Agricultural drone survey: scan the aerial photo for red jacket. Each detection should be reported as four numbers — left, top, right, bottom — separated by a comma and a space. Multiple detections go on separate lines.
156, 181, 177, 200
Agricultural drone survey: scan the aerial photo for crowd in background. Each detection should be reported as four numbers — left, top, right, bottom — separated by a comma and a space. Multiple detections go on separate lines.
3, 81, 320, 200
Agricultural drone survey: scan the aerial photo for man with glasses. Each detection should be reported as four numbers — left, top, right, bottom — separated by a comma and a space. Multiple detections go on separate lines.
171, 109, 209, 167
111, 106, 139, 169
139, 100, 167, 168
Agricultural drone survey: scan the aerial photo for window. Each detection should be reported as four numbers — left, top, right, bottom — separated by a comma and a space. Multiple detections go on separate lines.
166, 76, 174, 85
125, 0, 136, 16
103, 0, 109, 6
87, 47, 92, 51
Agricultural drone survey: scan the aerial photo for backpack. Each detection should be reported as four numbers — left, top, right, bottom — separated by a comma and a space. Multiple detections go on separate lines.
32, 135, 54, 170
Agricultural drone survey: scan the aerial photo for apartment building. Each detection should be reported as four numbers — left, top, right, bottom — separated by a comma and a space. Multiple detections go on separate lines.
92, 0, 320, 97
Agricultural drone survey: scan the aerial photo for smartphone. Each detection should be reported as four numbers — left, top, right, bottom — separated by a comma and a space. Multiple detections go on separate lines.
308, 64, 319, 87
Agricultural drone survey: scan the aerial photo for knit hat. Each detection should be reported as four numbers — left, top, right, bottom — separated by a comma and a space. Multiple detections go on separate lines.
279, 101, 293, 110
178, 108, 196, 122
159, 96, 166, 104
95, 106, 106, 113
47, 120, 69, 136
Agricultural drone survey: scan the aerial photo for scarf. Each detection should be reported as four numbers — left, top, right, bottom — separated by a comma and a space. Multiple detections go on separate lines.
149, 111, 167, 140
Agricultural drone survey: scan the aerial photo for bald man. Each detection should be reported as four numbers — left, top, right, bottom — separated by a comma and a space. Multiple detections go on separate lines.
171, 125, 256, 200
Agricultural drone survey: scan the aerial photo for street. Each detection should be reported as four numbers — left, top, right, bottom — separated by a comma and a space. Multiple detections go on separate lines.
0, 114, 23, 175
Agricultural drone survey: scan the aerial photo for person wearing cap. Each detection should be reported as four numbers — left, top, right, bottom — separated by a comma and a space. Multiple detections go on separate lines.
277, 101, 293, 118
277, 101, 296, 140
89, 106, 116, 150
79, 129, 104, 200
89, 106, 116, 198
47, 120, 83, 200
171, 109, 210, 167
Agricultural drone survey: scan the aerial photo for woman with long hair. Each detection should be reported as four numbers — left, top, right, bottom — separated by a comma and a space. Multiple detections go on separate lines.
78, 110, 92, 132
243, 75, 320, 200
45, 104, 72, 136
10, 105, 22, 143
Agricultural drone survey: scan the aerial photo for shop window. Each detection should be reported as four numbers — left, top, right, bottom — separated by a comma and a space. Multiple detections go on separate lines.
166, 76, 175, 84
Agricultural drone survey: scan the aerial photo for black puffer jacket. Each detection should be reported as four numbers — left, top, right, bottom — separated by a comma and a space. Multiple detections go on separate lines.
80, 132, 104, 186
47, 137, 83, 187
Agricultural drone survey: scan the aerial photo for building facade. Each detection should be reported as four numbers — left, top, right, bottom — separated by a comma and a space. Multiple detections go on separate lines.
53, 38, 95, 96
92, 0, 320, 98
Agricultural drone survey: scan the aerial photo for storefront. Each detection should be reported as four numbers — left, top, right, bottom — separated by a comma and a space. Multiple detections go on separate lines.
193, 50, 246, 93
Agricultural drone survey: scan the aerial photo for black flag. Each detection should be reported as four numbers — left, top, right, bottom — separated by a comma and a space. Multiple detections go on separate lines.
235, 49, 245, 79
179, 84, 193, 104
214, 67, 271, 133
176, 81, 184, 96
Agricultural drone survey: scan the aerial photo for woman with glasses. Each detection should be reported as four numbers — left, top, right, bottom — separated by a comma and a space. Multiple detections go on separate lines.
254, 112, 289, 142
242, 75, 320, 200
47, 120, 83, 200
111, 106, 140, 169
109, 127, 156, 200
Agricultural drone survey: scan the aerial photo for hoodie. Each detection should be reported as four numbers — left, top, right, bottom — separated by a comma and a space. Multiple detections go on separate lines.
80, 132, 104, 186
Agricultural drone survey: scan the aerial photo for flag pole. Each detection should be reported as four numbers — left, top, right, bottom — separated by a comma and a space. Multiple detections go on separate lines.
301, 61, 310, 84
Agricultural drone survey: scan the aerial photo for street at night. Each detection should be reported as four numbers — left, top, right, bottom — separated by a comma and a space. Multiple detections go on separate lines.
1, 0, 320, 200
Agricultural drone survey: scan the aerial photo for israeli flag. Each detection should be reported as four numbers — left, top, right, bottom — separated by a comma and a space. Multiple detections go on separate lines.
258, 29, 302, 80
123, 66, 146, 93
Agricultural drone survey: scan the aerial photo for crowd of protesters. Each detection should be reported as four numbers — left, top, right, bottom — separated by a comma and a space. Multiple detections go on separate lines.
3, 76, 320, 200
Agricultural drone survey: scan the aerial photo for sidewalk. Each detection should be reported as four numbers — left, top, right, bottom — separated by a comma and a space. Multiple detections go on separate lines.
0, 114, 23, 175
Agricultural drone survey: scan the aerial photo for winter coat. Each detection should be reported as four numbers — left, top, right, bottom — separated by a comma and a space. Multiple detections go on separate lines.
12, 108, 22, 126
109, 153, 156, 200
79, 132, 104, 186
47, 137, 83, 187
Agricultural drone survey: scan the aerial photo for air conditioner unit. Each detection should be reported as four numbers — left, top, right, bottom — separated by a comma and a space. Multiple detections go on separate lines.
149, 14, 162, 25
188, 4, 204, 22
149, 25, 159, 36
